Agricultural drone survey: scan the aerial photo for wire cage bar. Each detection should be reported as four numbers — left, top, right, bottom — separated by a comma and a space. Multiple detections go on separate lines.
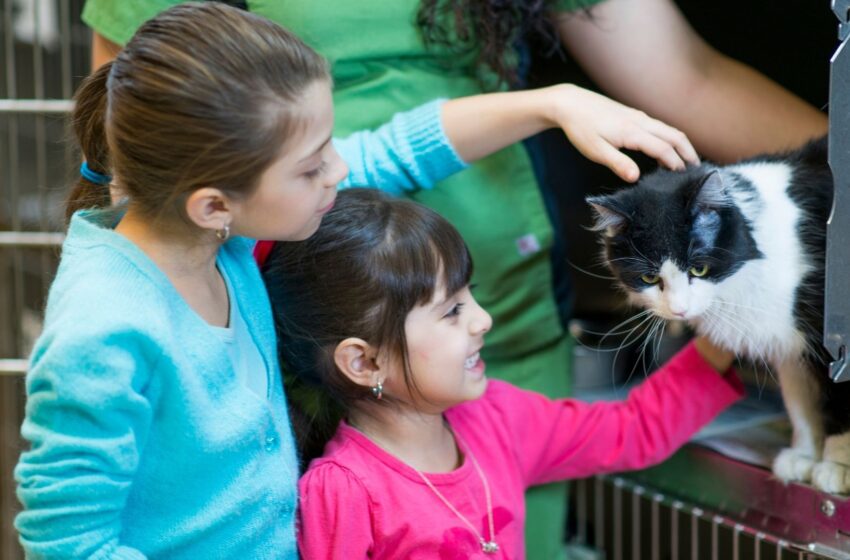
0, 1, 89, 557
570, 475, 844, 560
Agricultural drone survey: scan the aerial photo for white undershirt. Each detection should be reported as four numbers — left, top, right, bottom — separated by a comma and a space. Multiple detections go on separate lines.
209, 266, 269, 399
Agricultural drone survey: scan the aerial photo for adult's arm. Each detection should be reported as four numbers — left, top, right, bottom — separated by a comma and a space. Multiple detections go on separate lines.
556, 0, 828, 162
92, 31, 121, 70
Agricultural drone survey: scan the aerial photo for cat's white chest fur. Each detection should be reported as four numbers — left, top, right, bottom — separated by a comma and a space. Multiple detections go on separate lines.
695, 162, 812, 363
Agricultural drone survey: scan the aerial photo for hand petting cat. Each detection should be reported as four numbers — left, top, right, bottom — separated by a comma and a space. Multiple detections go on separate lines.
439, 83, 699, 182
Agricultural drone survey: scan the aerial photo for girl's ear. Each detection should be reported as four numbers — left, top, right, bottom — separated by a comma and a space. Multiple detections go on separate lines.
185, 187, 232, 233
334, 338, 382, 388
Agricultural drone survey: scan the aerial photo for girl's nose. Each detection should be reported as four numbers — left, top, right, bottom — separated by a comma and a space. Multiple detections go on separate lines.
326, 147, 349, 188
470, 303, 492, 335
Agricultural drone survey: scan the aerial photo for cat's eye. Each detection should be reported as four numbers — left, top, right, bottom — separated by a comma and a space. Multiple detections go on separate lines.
640, 273, 661, 285
689, 264, 709, 277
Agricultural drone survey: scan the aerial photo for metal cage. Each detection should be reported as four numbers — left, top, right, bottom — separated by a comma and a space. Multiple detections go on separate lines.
1, 1, 88, 557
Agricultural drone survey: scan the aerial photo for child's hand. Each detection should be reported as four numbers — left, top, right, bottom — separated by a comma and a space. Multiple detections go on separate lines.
544, 84, 700, 182
692, 336, 735, 374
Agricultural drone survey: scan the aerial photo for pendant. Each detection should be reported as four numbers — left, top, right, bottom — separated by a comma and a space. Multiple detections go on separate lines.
480, 538, 500, 554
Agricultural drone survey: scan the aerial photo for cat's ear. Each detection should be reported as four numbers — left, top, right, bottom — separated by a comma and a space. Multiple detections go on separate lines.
587, 195, 629, 236
691, 170, 729, 210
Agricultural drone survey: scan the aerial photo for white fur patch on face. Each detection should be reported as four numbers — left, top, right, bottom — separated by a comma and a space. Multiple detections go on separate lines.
695, 162, 811, 363
635, 260, 714, 321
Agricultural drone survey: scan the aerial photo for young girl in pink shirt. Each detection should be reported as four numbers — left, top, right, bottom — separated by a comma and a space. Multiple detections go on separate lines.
261, 188, 743, 560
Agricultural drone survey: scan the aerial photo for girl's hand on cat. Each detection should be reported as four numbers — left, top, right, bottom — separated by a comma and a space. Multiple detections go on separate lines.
693, 336, 735, 374
545, 84, 700, 182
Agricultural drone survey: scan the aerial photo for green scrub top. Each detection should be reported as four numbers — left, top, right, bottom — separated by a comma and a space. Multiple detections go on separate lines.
82, 0, 604, 384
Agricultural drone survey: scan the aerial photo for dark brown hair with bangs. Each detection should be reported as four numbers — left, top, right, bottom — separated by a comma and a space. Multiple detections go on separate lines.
66, 2, 328, 227
261, 188, 473, 467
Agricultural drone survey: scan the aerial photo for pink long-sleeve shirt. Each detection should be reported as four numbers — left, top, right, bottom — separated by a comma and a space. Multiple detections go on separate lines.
297, 342, 744, 559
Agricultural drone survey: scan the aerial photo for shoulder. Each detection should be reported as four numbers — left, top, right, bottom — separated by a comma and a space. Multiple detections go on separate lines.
46, 233, 170, 343
33, 215, 179, 380
299, 457, 372, 505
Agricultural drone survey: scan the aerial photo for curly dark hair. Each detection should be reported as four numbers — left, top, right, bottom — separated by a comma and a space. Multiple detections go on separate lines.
416, 0, 564, 88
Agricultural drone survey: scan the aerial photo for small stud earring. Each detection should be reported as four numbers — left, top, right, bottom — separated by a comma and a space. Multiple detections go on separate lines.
371, 381, 383, 400
216, 223, 231, 242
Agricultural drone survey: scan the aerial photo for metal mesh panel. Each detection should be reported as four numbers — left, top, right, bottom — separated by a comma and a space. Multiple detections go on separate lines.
0, 1, 88, 556
570, 476, 843, 560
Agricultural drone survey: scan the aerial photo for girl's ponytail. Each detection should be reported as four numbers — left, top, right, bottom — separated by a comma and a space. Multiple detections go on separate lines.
65, 61, 113, 224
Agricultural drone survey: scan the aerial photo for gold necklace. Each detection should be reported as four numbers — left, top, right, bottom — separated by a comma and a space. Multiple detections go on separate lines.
411, 433, 499, 554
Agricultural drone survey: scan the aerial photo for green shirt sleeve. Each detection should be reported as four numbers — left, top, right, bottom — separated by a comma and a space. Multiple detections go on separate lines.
82, 0, 184, 46
550, 0, 608, 13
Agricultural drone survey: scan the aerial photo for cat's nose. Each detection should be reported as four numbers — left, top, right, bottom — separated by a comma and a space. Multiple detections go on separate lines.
670, 308, 688, 318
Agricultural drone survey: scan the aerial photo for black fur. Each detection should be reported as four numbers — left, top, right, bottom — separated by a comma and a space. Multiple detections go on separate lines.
587, 166, 762, 292
590, 136, 850, 436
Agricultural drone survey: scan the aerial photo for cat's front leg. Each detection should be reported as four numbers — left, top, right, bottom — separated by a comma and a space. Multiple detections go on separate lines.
773, 359, 823, 483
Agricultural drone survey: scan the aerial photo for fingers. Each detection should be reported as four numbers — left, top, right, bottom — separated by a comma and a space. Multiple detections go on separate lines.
622, 126, 689, 172
640, 117, 700, 166
554, 86, 700, 180
580, 138, 641, 182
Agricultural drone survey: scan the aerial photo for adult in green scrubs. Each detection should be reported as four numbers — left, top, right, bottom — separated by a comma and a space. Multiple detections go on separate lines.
83, 2, 827, 558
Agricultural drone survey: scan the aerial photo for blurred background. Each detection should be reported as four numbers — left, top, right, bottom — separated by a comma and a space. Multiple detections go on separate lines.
0, 0, 837, 557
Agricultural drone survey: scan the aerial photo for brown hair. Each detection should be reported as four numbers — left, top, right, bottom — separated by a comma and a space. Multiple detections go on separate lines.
261, 188, 473, 467
416, 0, 564, 88
66, 2, 329, 227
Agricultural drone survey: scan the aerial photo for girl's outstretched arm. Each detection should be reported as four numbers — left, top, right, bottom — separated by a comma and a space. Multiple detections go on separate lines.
441, 85, 700, 182
335, 85, 700, 195
471, 337, 741, 486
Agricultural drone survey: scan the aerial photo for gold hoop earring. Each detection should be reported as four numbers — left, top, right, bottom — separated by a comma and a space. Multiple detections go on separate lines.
216, 224, 231, 242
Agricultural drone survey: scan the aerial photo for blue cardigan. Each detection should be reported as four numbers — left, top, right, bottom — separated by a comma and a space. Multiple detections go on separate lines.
15, 99, 466, 559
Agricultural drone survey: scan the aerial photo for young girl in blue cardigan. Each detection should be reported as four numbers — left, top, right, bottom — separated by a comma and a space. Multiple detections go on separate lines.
14, 3, 699, 558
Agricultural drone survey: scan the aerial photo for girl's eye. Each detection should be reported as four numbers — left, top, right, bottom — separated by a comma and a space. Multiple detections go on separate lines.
640, 273, 661, 285
304, 161, 327, 179
689, 264, 709, 277
444, 302, 465, 319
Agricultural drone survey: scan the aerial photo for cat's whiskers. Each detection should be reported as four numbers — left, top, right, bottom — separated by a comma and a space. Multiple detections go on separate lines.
571, 310, 657, 360
609, 312, 659, 388
653, 319, 668, 367
712, 298, 811, 362
566, 258, 617, 281
597, 309, 655, 345
627, 241, 654, 266
630, 316, 666, 383
710, 298, 778, 315
702, 307, 778, 385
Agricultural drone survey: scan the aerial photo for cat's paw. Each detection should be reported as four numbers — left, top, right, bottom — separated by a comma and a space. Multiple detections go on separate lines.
812, 461, 850, 494
773, 448, 816, 482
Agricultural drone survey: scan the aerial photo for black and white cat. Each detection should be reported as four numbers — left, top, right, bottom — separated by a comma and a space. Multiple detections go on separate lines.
587, 137, 850, 494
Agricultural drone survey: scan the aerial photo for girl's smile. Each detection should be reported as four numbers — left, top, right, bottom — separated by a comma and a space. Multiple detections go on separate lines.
388, 284, 492, 411
463, 350, 486, 380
